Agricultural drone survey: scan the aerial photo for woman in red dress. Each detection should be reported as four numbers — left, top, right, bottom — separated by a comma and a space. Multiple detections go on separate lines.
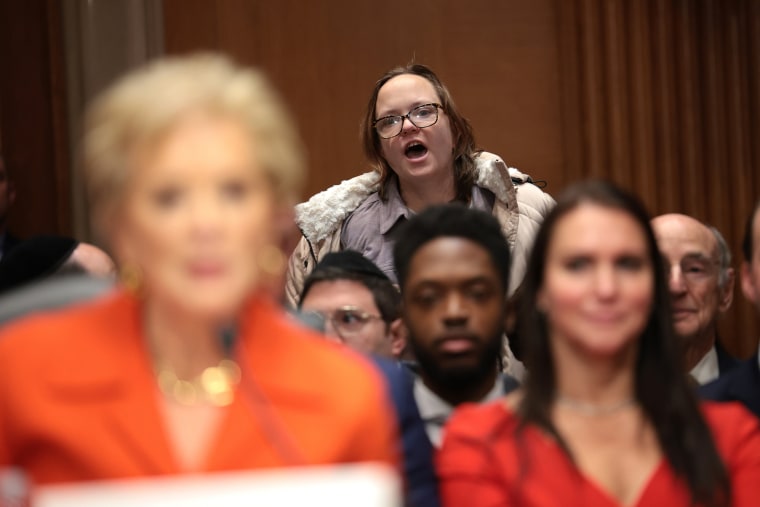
438, 180, 760, 507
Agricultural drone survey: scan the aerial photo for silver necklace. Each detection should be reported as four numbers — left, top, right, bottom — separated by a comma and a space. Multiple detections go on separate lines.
555, 394, 636, 416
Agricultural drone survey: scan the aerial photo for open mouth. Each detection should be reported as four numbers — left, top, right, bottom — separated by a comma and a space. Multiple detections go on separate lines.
404, 141, 428, 160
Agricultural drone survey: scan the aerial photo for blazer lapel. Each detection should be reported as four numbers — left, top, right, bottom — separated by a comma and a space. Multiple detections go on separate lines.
205, 300, 294, 470
43, 292, 177, 476
725, 359, 760, 417
103, 298, 177, 475
103, 359, 177, 475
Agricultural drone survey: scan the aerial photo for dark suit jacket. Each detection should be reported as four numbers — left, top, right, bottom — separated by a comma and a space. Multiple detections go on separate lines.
0, 232, 20, 258
372, 357, 440, 507
700, 355, 760, 419
0, 291, 398, 484
716, 340, 741, 375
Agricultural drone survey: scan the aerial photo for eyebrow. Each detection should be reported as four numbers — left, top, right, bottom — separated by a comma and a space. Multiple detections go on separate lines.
680, 252, 715, 262
410, 275, 498, 289
683, 252, 712, 260
375, 100, 436, 118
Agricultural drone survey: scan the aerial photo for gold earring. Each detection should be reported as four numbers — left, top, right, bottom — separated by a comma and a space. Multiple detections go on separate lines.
119, 263, 143, 294
257, 244, 286, 277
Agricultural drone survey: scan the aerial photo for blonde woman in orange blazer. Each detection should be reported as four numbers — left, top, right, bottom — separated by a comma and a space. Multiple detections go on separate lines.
0, 54, 398, 485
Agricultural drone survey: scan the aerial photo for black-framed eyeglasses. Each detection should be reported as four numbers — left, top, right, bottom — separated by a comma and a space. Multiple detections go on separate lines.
304, 306, 384, 340
372, 103, 442, 139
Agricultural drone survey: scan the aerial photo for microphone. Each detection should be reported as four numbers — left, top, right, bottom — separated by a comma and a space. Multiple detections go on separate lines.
218, 324, 237, 357
220, 322, 306, 466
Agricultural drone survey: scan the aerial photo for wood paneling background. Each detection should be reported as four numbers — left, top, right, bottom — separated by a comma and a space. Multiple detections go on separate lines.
163, 0, 566, 204
1, 0, 757, 355
0, 0, 71, 237
162, 0, 760, 355
556, 0, 760, 356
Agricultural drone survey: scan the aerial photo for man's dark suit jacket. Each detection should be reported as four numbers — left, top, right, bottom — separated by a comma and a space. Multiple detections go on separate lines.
716, 340, 741, 375
700, 355, 760, 419
0, 232, 20, 258
372, 357, 440, 507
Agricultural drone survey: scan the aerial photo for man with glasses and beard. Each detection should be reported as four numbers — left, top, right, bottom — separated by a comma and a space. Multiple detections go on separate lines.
393, 204, 519, 447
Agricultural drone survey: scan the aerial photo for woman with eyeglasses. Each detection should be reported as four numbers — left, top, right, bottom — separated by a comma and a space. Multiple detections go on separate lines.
437, 180, 760, 507
0, 54, 398, 486
284, 65, 555, 320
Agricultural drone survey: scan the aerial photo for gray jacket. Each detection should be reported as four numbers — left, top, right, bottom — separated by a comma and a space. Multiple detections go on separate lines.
286, 151, 555, 307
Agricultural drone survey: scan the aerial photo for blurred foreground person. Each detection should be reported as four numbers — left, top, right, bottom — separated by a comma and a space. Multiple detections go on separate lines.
0, 54, 397, 485
438, 181, 760, 507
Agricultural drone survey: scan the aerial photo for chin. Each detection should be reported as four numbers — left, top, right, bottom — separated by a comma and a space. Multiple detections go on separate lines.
582, 336, 639, 358
674, 324, 698, 339
186, 298, 248, 322
166, 286, 253, 322
435, 362, 491, 388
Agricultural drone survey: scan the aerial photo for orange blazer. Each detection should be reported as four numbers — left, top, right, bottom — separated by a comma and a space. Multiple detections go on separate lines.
0, 290, 398, 485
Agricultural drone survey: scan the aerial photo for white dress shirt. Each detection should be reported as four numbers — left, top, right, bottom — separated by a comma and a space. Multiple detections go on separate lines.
413, 376, 505, 448
690, 346, 719, 385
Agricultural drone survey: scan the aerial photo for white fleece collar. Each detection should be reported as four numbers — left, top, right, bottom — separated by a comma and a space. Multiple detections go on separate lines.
295, 171, 381, 243
294, 152, 521, 243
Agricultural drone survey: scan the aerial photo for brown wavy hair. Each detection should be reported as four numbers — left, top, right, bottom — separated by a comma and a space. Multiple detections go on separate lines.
360, 64, 476, 202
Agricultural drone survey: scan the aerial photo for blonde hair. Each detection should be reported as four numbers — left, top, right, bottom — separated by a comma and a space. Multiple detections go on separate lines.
82, 52, 305, 243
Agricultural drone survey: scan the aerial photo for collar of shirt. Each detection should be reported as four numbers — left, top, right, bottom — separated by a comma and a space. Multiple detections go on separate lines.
413, 375, 504, 427
413, 375, 504, 447
378, 175, 413, 235
689, 346, 719, 385
378, 176, 496, 236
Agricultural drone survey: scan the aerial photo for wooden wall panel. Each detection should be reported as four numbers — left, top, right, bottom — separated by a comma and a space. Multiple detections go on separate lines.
0, 0, 70, 237
163, 0, 566, 202
162, 0, 760, 355
557, 0, 760, 356
60, 0, 164, 240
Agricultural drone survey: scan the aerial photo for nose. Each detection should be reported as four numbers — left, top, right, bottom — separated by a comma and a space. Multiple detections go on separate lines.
667, 264, 687, 295
399, 115, 419, 135
594, 266, 619, 299
189, 193, 224, 239
442, 293, 468, 327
